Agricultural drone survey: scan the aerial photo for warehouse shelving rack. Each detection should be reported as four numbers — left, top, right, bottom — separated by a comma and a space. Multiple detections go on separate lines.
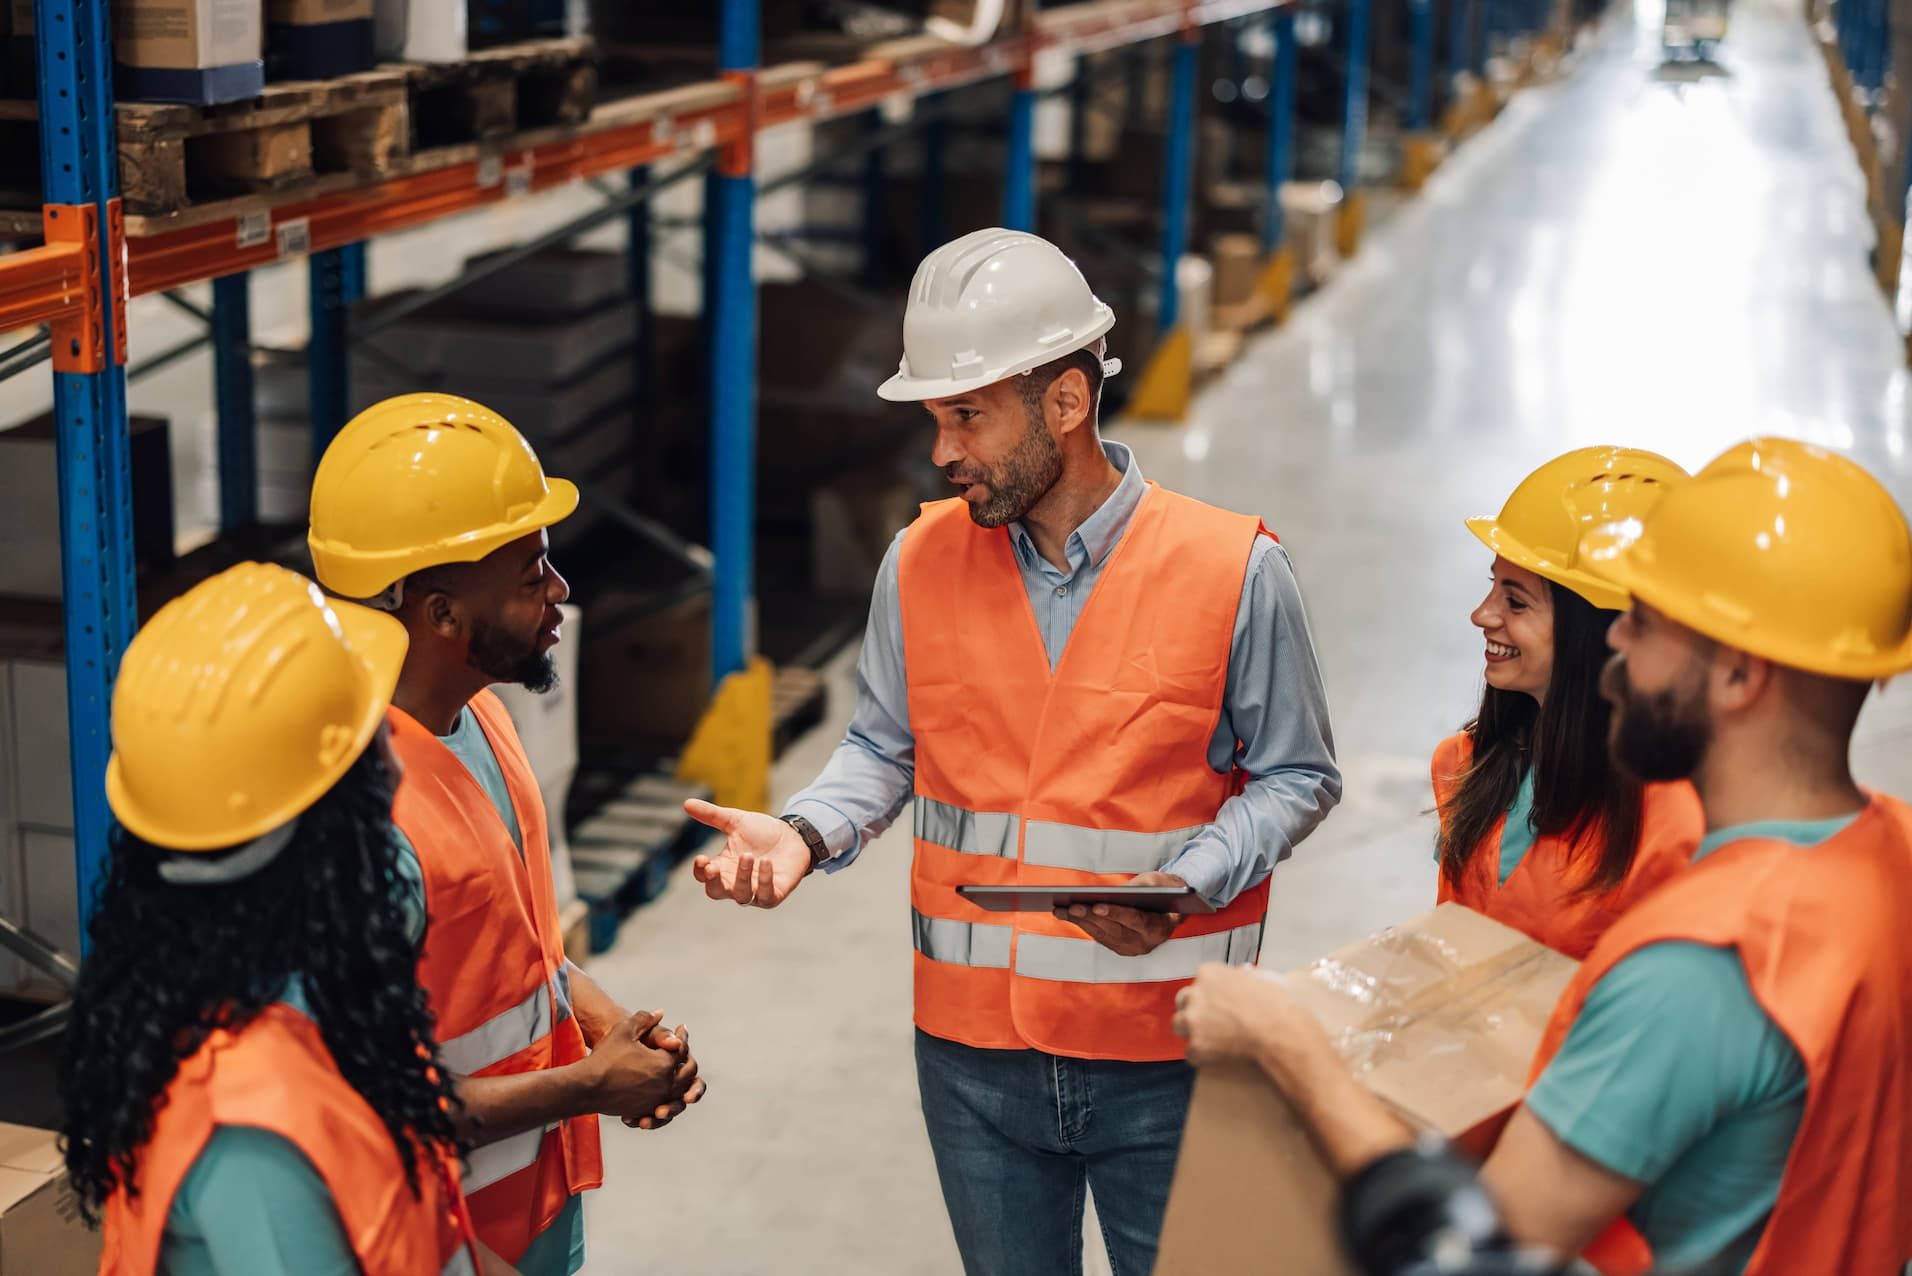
0, 0, 1489, 984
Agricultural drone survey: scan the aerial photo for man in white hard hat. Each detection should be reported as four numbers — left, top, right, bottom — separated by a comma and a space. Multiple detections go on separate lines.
685, 228, 1341, 1274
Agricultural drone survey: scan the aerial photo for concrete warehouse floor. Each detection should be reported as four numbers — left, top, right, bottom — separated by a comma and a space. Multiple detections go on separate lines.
584, 1, 1912, 1271
2, 0, 1908, 1267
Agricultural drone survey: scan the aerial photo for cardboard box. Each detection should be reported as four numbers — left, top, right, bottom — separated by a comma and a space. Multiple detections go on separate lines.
579, 586, 711, 755
1210, 233, 1261, 311
0, 413, 175, 602
267, 0, 374, 80
0, 1123, 99, 1275
112, 0, 264, 104
1155, 904, 1579, 1276
374, 0, 464, 63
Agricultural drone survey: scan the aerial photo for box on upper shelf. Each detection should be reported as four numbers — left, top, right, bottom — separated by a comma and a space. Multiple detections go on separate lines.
112, 0, 265, 105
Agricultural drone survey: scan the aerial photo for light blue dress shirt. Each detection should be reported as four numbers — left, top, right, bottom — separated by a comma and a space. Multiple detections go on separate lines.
784, 440, 1342, 906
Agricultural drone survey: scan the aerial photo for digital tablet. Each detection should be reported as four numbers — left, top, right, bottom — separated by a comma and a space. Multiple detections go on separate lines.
955, 885, 1217, 915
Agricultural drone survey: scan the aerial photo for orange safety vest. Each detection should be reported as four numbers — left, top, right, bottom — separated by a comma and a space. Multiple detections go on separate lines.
897, 484, 1271, 1062
1525, 795, 1912, 1276
1431, 733, 1703, 958
101, 1003, 478, 1276
391, 690, 603, 1263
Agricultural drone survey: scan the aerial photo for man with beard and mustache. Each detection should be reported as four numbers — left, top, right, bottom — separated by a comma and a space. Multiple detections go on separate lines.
307, 393, 706, 1276
1174, 436, 1912, 1275
683, 229, 1342, 1274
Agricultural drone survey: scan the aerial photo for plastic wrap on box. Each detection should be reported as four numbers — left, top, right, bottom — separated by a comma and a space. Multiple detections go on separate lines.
1155, 904, 1579, 1276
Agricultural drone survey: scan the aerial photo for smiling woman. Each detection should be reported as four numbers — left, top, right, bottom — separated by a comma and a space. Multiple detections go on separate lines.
1432, 447, 1706, 958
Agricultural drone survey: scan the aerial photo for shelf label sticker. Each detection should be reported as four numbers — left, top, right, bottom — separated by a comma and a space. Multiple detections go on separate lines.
477, 153, 504, 188
880, 92, 914, 124
275, 218, 311, 259
901, 64, 928, 89
506, 164, 533, 198
812, 89, 834, 115
652, 117, 673, 145
235, 210, 271, 250
681, 119, 717, 151
985, 46, 1011, 73
795, 80, 818, 106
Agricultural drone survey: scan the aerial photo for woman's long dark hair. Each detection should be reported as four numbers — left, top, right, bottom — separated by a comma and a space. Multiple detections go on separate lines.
60, 743, 462, 1224
1437, 581, 1643, 894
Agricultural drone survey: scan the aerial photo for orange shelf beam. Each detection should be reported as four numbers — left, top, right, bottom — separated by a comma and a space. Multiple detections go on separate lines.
3, 0, 1284, 308
0, 236, 87, 335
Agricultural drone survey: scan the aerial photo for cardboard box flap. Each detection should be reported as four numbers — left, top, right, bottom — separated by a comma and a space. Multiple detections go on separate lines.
0, 1165, 46, 1216
0, 1125, 61, 1179
1286, 903, 1578, 1135
1154, 905, 1580, 1276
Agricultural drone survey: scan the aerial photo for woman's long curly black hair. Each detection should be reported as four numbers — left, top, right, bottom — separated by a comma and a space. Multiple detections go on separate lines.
1437, 580, 1645, 895
60, 741, 463, 1224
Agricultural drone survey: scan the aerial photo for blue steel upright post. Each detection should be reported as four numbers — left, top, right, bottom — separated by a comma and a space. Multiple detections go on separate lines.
1408, 0, 1436, 131
1339, 0, 1373, 195
1157, 23, 1200, 331
1004, 49, 1038, 231
212, 273, 259, 530
709, 0, 759, 678
308, 248, 353, 451
35, 0, 137, 940
1263, 7, 1299, 255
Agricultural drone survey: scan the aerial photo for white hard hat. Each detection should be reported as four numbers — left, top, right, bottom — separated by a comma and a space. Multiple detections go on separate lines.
878, 228, 1121, 403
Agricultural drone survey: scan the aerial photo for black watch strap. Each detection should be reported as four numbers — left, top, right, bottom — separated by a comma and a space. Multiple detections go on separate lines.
780, 814, 830, 874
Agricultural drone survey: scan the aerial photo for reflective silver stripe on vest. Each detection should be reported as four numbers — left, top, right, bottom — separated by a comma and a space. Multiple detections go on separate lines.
439, 981, 553, 1078
463, 1121, 557, 1194
913, 913, 1014, 968
1015, 923, 1263, 984
915, 796, 1019, 858
442, 1245, 478, 1276
1022, 820, 1207, 876
554, 963, 575, 1028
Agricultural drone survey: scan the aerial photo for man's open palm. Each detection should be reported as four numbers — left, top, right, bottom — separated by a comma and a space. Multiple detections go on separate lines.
685, 800, 812, 908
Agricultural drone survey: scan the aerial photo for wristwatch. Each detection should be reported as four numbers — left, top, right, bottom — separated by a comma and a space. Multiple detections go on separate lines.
780, 814, 830, 875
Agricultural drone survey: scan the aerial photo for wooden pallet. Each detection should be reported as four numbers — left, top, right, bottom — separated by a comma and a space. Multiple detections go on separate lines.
566, 771, 713, 954
404, 37, 597, 154
0, 72, 408, 218
772, 666, 829, 759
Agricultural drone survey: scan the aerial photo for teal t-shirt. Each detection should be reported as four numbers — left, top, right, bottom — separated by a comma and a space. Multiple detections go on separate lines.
1525, 813, 1859, 1272
1497, 768, 1539, 885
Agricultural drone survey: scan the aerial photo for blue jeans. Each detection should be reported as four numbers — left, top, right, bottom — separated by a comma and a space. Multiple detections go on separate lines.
914, 1030, 1195, 1276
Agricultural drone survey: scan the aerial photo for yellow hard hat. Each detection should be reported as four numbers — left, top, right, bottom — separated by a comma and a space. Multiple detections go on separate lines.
105, 563, 409, 852
307, 393, 579, 601
1466, 446, 1690, 611
1582, 436, 1912, 679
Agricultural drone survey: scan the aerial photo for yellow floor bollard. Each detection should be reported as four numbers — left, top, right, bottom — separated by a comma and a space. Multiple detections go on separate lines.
1400, 132, 1445, 192
677, 656, 773, 813
1127, 327, 1194, 423
1335, 190, 1367, 260
1258, 247, 1297, 325
1876, 217, 1904, 300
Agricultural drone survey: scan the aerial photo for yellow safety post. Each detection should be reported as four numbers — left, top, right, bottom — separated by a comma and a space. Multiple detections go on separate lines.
1258, 247, 1297, 325
1336, 189, 1367, 259
1400, 132, 1445, 191
1878, 218, 1905, 300
677, 656, 773, 812
1443, 73, 1482, 139
1128, 327, 1194, 422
